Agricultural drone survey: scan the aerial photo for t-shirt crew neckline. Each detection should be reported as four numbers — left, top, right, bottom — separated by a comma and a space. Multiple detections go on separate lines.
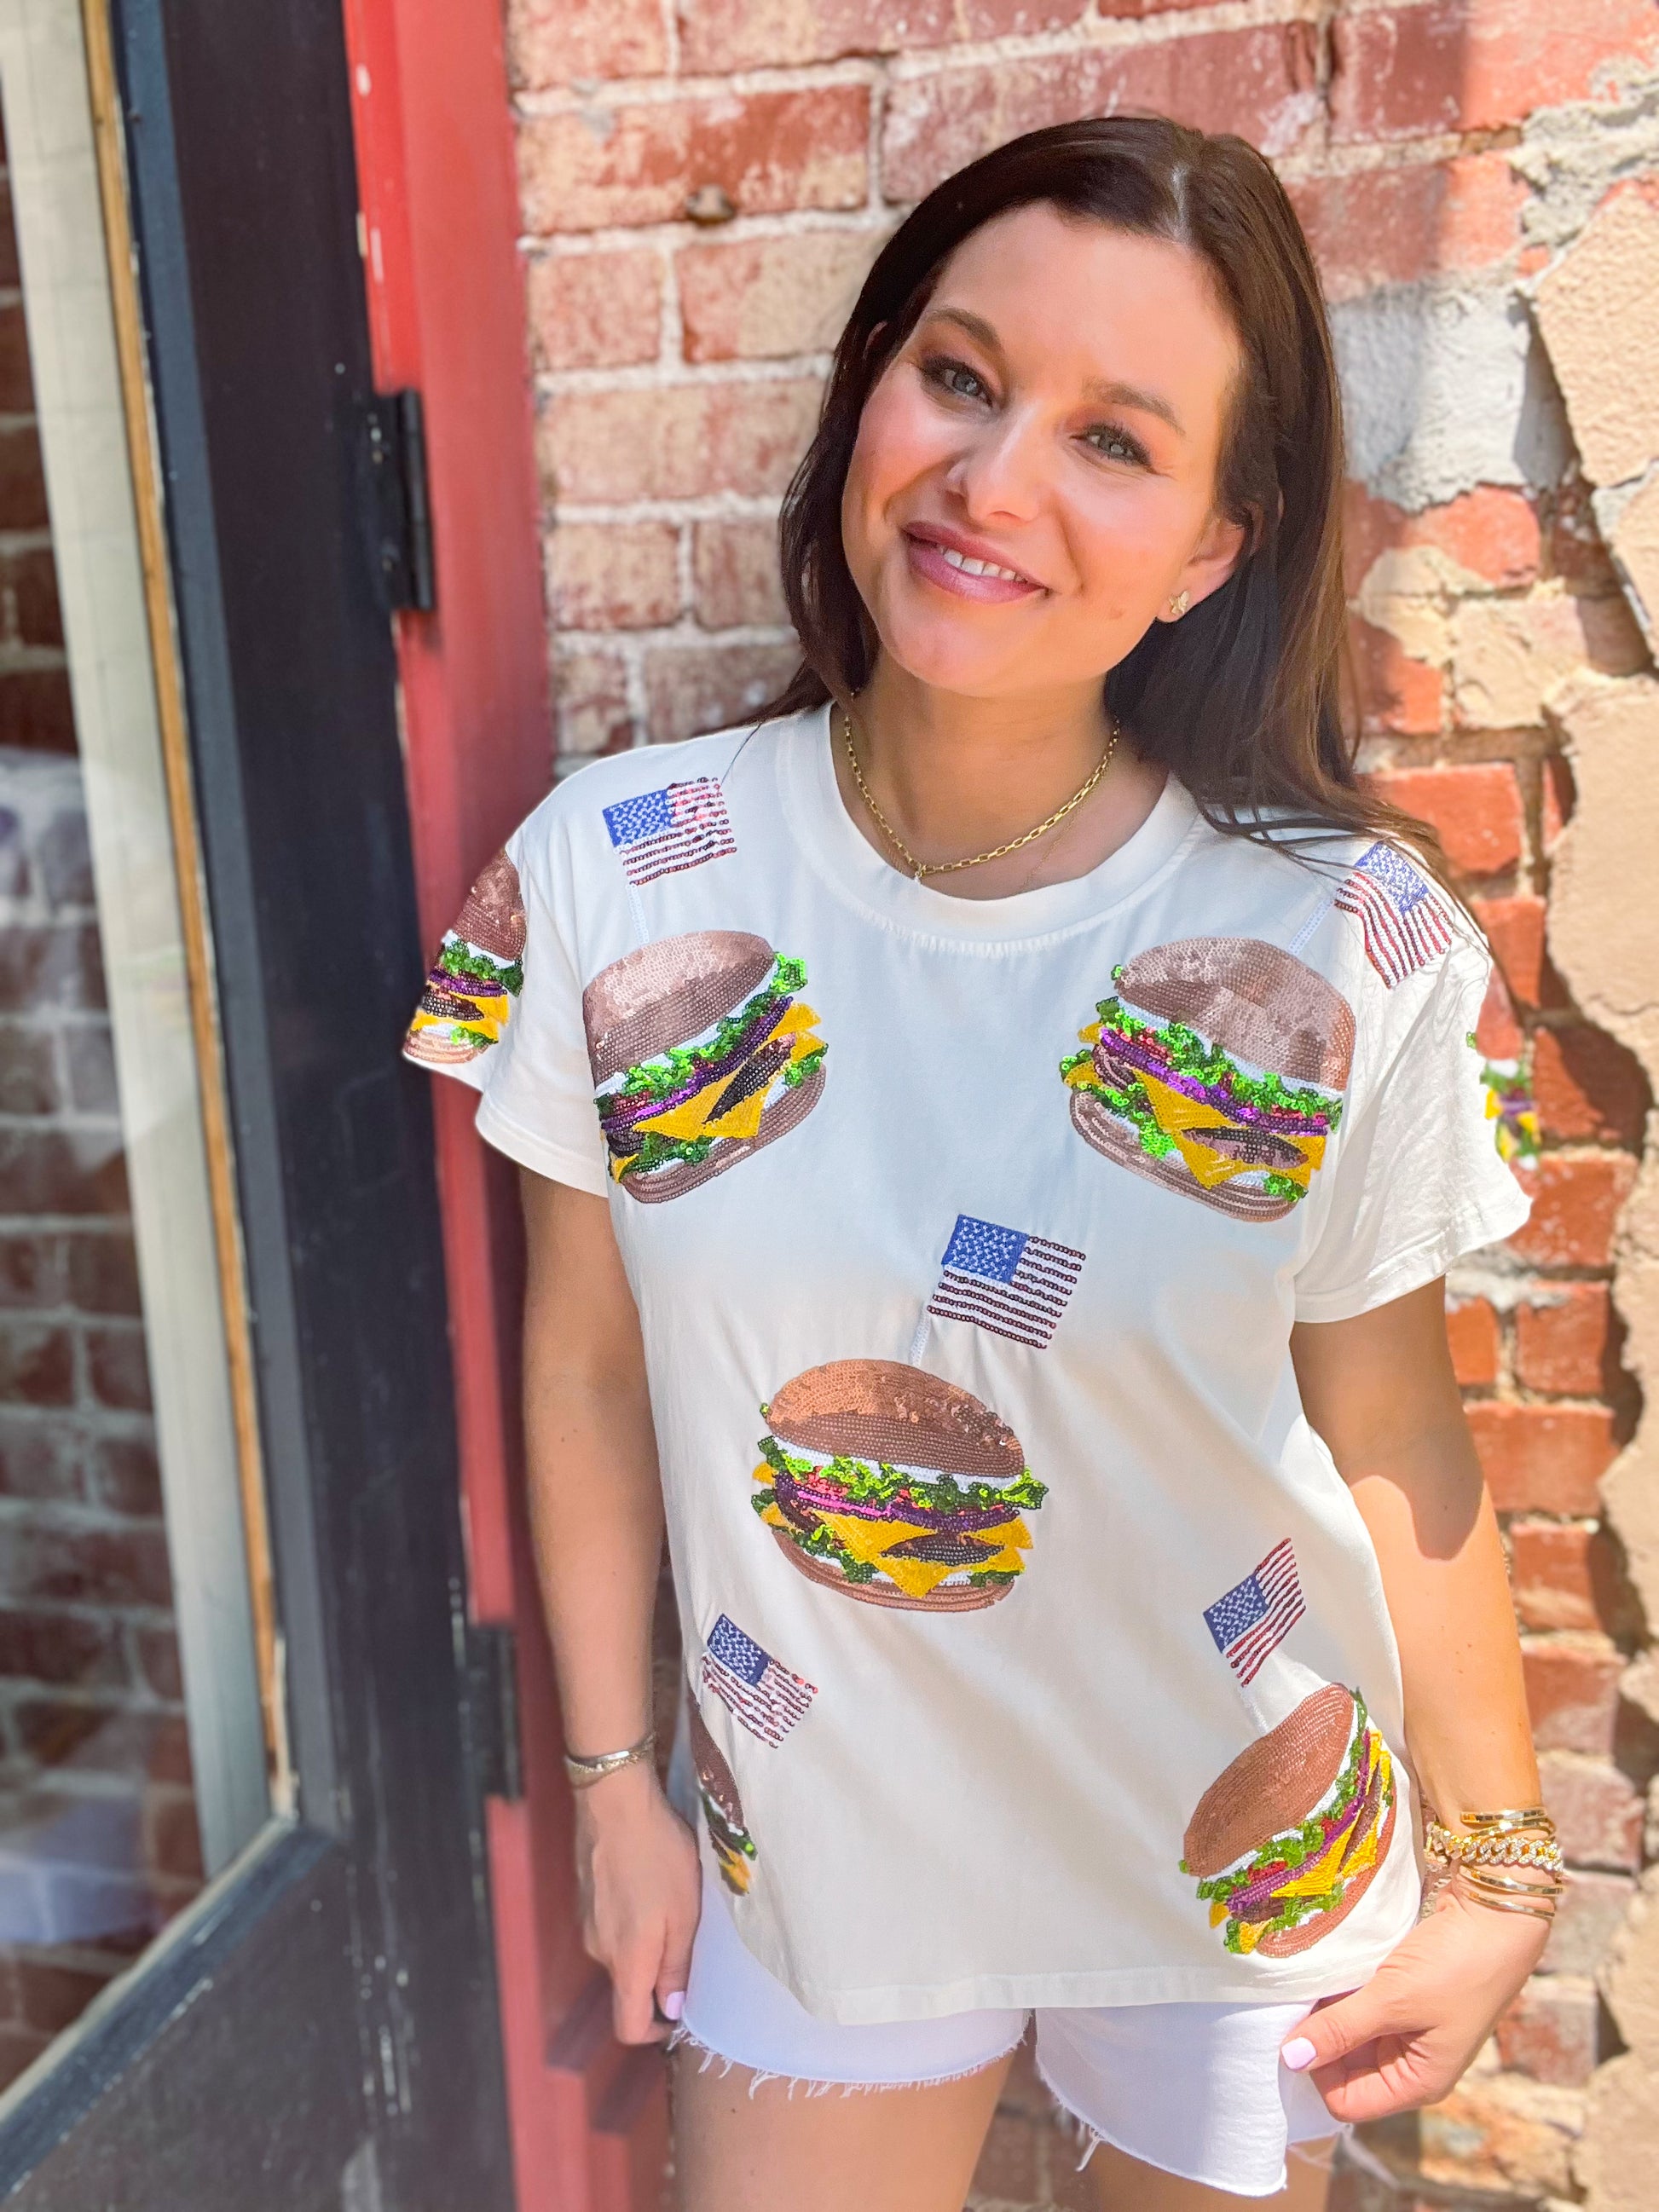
780, 703, 1203, 948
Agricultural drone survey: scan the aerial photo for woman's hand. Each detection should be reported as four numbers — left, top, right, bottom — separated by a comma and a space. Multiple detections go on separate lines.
575, 1761, 703, 2045
1282, 1884, 1551, 2121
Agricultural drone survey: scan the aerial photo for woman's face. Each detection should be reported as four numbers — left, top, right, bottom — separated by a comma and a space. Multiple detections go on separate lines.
841, 203, 1249, 704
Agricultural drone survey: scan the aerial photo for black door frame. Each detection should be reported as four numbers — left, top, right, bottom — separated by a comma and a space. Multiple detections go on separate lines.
0, 2, 515, 2203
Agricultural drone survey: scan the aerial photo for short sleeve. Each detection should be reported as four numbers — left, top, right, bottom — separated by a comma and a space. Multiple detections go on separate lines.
1292, 937, 1531, 1323
402, 819, 610, 1197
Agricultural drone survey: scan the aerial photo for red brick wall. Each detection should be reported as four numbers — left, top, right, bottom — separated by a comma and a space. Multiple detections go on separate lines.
508, 4, 1658, 2201
0, 120, 199, 2094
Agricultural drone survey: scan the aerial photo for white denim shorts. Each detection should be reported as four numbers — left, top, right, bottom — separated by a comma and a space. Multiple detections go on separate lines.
679, 1872, 1338, 2199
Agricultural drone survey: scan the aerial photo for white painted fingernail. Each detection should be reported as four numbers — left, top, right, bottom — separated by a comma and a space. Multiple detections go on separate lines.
662, 1990, 685, 2021
1280, 2037, 1317, 2072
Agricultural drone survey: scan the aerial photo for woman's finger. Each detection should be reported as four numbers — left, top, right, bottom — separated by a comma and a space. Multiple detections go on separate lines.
610, 1943, 667, 2045
655, 1895, 698, 2026
1281, 1983, 1408, 2077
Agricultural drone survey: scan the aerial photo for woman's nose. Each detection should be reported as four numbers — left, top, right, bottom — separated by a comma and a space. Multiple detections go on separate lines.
944, 409, 1047, 523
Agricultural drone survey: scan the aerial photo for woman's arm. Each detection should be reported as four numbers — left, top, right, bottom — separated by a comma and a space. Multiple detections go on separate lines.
521, 1168, 700, 2043
1284, 1276, 1549, 2119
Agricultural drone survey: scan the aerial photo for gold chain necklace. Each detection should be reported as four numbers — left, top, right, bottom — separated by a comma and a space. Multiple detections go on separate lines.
838, 702, 1119, 882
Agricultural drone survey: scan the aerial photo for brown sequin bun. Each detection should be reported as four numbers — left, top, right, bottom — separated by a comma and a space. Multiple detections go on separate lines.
586, 931, 827, 1204
1067, 937, 1355, 1222
1182, 1684, 1397, 1958
755, 1360, 1043, 1613
455, 850, 528, 964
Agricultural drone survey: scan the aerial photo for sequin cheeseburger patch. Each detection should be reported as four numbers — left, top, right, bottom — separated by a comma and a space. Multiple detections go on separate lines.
688, 1693, 757, 1897
1062, 938, 1354, 1221
1181, 1684, 1396, 1958
752, 1360, 1046, 1612
584, 931, 826, 1204
404, 851, 527, 1068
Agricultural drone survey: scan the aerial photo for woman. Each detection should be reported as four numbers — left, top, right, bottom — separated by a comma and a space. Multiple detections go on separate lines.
406, 118, 1560, 2209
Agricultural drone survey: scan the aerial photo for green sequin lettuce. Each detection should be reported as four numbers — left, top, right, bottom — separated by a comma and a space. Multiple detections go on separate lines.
436, 935, 523, 997
751, 1436, 1043, 1590
1062, 997, 1344, 1127
615, 955, 807, 1104
1182, 1694, 1383, 1954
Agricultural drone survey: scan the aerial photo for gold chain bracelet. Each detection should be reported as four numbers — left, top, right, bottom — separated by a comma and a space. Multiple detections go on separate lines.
1422, 1805, 1565, 1920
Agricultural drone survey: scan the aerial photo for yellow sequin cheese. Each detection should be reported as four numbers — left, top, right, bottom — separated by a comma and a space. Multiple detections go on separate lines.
609, 1002, 823, 1178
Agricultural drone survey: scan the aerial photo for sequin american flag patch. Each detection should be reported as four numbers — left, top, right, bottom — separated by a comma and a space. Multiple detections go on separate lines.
700, 1614, 817, 1747
926, 1215, 1085, 1351
1204, 1541, 1305, 1686
1333, 840, 1457, 989
602, 777, 736, 887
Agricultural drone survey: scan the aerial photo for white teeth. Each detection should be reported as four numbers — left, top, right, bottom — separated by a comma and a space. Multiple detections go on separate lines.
938, 544, 1023, 582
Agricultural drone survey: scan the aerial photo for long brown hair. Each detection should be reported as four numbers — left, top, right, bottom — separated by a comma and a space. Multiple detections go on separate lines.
763, 115, 1444, 877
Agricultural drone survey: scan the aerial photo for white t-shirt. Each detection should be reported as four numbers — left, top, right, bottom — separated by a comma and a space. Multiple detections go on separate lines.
405, 706, 1529, 2023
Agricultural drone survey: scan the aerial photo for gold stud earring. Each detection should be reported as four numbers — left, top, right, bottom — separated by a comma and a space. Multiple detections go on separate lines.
1168, 590, 1191, 618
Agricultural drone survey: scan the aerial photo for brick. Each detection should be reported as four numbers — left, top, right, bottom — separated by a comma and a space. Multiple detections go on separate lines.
135, 1624, 182, 1700
0, 176, 17, 289
0, 1322, 72, 1407
1531, 1025, 1649, 1146
546, 378, 821, 504
1350, 615, 1442, 736
1, 547, 63, 650
0, 926, 102, 1013
146, 1790, 204, 1883
16, 1955, 114, 2037
1538, 1749, 1643, 1870
525, 250, 661, 373
1475, 966, 1522, 1060
0, 1233, 65, 1308
547, 523, 680, 632
1514, 1285, 1618, 1398
1508, 1152, 1638, 1269
1345, 482, 1541, 599
0, 300, 34, 412
552, 647, 633, 759
37, 808, 93, 909
0, 1027, 60, 1114
1511, 1519, 1626, 1632
62, 1026, 117, 1117
1292, 153, 1527, 306
87, 1435, 162, 1517
0, 1607, 123, 1686
643, 642, 799, 745
679, 230, 880, 364
1495, 1976, 1599, 2087
1471, 895, 1560, 1010
1522, 1633, 1624, 1755
1447, 1295, 1500, 1387
1452, 592, 1647, 730
1368, 765, 1523, 878
881, 26, 1321, 203
0, 1129, 130, 1216
0, 1522, 175, 1610
0, 426, 49, 533
86, 1324, 153, 1413
1468, 1402, 1617, 1515
518, 88, 869, 235
1541, 751, 1571, 853
0, 806, 26, 898
1541, 1866, 1635, 1973
680, 0, 1085, 72
0, 2025, 49, 2096
0, 669, 76, 754
66, 1233, 142, 1319
0, 1420, 81, 1503
507, 0, 667, 87
693, 518, 788, 630
1331, 0, 1659, 144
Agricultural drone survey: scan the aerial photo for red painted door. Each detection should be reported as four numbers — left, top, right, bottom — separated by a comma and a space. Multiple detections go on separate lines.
338, 4, 669, 2205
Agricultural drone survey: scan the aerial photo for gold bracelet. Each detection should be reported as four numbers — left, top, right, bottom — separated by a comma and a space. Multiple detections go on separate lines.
1454, 1864, 1563, 1920
564, 1730, 656, 1792
1423, 1816, 1564, 1874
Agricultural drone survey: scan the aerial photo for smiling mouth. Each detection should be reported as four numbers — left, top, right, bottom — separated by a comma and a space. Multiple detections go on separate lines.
903, 527, 1041, 598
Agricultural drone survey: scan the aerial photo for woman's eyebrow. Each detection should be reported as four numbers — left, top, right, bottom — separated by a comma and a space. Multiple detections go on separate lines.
1084, 377, 1185, 436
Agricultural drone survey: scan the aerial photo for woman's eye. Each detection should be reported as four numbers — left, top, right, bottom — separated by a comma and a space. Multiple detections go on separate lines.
1084, 424, 1147, 465
925, 357, 990, 403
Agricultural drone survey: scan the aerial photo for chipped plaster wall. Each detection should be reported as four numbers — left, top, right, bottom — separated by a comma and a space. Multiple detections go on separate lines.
506, 4, 1659, 2203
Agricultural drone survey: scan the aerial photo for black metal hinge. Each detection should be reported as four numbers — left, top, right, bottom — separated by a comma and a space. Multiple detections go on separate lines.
360, 387, 436, 613
463, 1620, 523, 1804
